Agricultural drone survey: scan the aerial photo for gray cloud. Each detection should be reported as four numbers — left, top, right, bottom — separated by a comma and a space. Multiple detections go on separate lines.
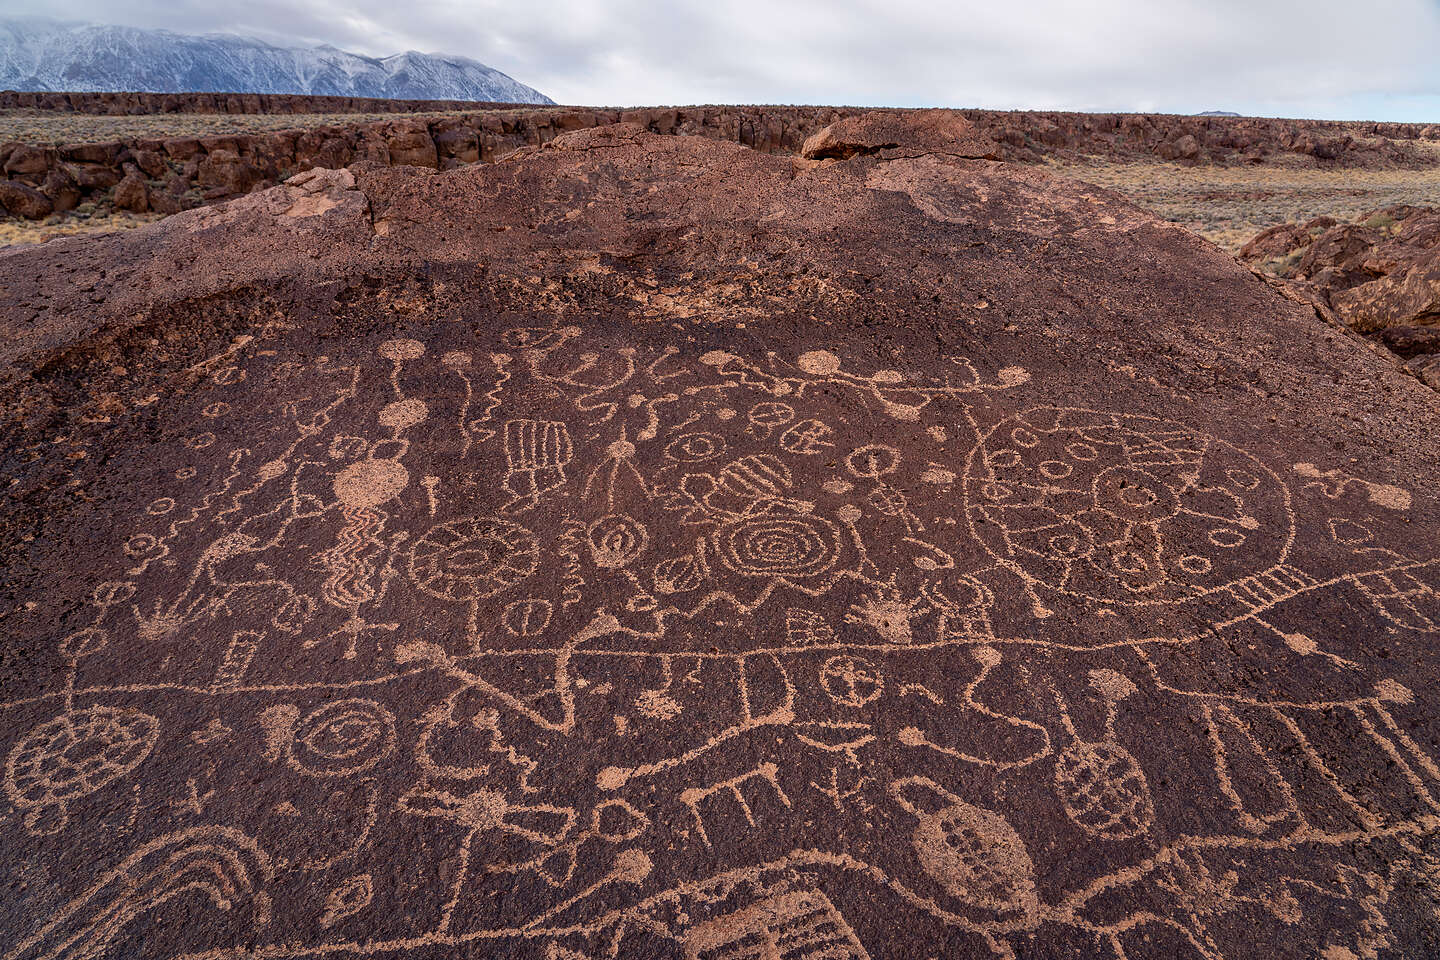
3, 0, 1438, 119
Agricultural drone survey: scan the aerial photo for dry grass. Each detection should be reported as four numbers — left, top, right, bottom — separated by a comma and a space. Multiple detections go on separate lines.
1048, 153, 1440, 252
0, 210, 161, 247
0, 108, 490, 144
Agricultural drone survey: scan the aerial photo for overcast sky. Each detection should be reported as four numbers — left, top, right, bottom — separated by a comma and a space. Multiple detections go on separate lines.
4, 0, 1440, 120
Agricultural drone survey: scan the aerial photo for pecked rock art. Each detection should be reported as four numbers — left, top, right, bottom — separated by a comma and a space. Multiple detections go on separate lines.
1, 115, 1439, 959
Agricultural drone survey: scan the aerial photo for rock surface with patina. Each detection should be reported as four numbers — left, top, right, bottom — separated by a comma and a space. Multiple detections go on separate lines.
2, 115, 1439, 959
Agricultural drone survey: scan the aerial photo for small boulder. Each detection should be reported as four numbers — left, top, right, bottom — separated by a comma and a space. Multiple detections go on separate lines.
3, 144, 50, 177
0, 179, 54, 219
113, 173, 150, 212
40, 166, 81, 212
384, 121, 439, 168
800, 110, 1000, 161
1238, 223, 1309, 263
62, 161, 120, 191
132, 149, 168, 179
1333, 260, 1440, 333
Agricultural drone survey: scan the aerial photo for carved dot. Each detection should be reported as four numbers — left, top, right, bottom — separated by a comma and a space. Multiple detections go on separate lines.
379, 398, 428, 430
334, 459, 409, 509
797, 350, 841, 375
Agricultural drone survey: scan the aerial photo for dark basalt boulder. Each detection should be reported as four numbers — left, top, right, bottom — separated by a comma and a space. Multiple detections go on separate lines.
1, 113, 1438, 960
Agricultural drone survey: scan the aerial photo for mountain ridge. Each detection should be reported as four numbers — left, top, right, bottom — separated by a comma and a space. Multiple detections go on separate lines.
0, 17, 553, 104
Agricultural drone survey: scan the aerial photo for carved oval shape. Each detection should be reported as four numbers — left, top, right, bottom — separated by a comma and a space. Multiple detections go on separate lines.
1053, 741, 1153, 840
913, 801, 1038, 923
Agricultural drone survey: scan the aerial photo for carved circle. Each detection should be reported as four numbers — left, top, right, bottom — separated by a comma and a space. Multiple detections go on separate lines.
6, 707, 160, 831
964, 408, 1293, 605
714, 513, 841, 579
290, 700, 396, 778
410, 517, 540, 602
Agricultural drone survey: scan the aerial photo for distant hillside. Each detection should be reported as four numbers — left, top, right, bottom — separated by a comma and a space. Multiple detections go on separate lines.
0, 18, 553, 104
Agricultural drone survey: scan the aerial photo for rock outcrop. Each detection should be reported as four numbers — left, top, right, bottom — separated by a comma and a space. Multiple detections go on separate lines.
2, 114, 1438, 960
800, 109, 1000, 160
1241, 205, 1440, 386
3, 100, 1436, 226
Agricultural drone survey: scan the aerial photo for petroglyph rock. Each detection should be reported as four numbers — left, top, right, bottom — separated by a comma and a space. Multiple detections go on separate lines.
1, 111, 1439, 960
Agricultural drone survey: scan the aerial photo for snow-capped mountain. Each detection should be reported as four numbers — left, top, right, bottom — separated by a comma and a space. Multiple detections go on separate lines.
0, 18, 553, 103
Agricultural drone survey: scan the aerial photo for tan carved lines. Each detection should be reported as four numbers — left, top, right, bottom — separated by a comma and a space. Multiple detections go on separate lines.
216, 363, 362, 524
395, 605, 600, 733
598, 653, 795, 791
785, 608, 837, 646
891, 776, 1039, 926
396, 783, 576, 935
1049, 671, 1155, 841
700, 347, 1029, 423
586, 514, 648, 570
445, 351, 512, 458
582, 428, 652, 510
212, 631, 261, 690
683, 890, 871, 960
896, 647, 1052, 773
414, 698, 540, 787
778, 418, 835, 455
1200, 703, 1304, 835
5, 707, 160, 834
963, 408, 1296, 610
1351, 566, 1440, 633
820, 655, 883, 708
1292, 462, 1412, 511
5, 828, 271, 960
502, 419, 575, 513
319, 873, 373, 929
519, 849, 655, 932
409, 516, 541, 645
666, 431, 727, 464
845, 583, 926, 645
679, 762, 792, 848
487, 798, 650, 892
845, 443, 923, 533
260, 699, 396, 778
313, 498, 404, 659
796, 721, 876, 767
519, 341, 639, 423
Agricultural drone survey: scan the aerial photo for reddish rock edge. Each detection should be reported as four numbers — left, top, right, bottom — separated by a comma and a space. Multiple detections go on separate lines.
1, 116, 1438, 959
1240, 205, 1440, 388
2, 99, 1435, 220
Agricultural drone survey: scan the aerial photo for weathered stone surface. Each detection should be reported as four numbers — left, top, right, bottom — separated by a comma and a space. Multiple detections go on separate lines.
1, 115, 1438, 960
0, 179, 53, 218
39, 165, 81, 212
802, 109, 999, 160
1335, 259, 1440, 332
1243, 206, 1440, 340
112, 172, 150, 212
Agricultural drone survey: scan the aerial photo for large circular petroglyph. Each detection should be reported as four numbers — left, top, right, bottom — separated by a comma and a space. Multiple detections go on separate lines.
409, 517, 541, 603
5, 707, 160, 833
963, 408, 1294, 605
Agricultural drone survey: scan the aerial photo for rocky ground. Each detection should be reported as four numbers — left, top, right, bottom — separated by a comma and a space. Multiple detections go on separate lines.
2, 99, 1437, 230
1, 111, 1438, 959
1239, 204, 1440, 388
